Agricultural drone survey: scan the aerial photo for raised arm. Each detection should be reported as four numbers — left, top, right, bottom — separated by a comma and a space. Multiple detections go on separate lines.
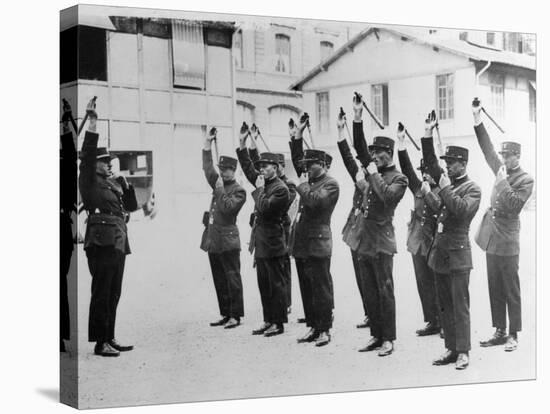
289, 117, 305, 177
421, 113, 444, 184
494, 175, 534, 214
252, 183, 289, 216
78, 103, 99, 189
296, 179, 339, 210
472, 99, 501, 175
214, 185, 247, 216
336, 109, 359, 182
367, 172, 408, 209
396, 124, 421, 193
202, 128, 220, 190
439, 182, 481, 219
352, 95, 373, 167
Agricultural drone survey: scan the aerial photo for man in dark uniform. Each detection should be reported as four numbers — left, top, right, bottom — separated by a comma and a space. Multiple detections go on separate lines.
350, 100, 408, 357
236, 123, 297, 314
335, 107, 370, 329
201, 128, 247, 329
289, 114, 340, 347
79, 100, 138, 357
241, 148, 289, 337
397, 117, 441, 336
423, 140, 481, 370
60, 100, 77, 352
472, 99, 534, 352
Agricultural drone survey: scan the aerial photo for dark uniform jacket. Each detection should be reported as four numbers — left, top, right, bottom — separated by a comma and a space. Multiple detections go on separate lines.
353, 122, 408, 258
79, 131, 138, 255
473, 123, 534, 256
422, 137, 482, 273
288, 137, 340, 259
338, 139, 365, 251
61, 131, 77, 251
200, 149, 246, 254
398, 149, 441, 257
236, 147, 297, 238
251, 176, 289, 258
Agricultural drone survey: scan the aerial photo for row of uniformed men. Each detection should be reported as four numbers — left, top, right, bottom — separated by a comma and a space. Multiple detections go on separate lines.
199, 96, 533, 370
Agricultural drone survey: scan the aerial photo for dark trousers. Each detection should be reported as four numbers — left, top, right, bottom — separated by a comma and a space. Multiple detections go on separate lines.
412, 253, 439, 325
351, 249, 369, 317
295, 257, 334, 331
359, 253, 396, 341
256, 256, 288, 324
60, 216, 72, 340
435, 271, 471, 353
284, 254, 292, 308
486, 253, 521, 333
86, 246, 126, 343
208, 250, 244, 319
60, 246, 72, 341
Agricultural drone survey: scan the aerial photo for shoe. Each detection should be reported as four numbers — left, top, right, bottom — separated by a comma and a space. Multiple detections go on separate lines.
314, 331, 331, 347
224, 317, 241, 329
210, 316, 230, 327
264, 324, 284, 337
109, 339, 134, 352
287, 306, 292, 315
480, 328, 507, 347
94, 342, 120, 357
378, 341, 394, 357
432, 350, 458, 365
416, 322, 441, 336
297, 328, 319, 343
297, 317, 307, 324
504, 335, 518, 352
356, 317, 370, 329
252, 322, 272, 335
440, 329, 445, 339
358, 337, 383, 352
60, 339, 66, 353
455, 353, 469, 370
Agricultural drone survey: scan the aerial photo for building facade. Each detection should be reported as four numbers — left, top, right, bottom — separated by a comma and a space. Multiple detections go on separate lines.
290, 27, 536, 210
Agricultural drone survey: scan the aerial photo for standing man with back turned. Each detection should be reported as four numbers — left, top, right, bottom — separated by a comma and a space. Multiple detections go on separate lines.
79, 98, 139, 357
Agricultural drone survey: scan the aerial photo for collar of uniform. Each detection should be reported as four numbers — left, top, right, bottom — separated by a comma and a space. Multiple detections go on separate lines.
451, 174, 468, 186
378, 164, 396, 174
279, 174, 287, 181
506, 165, 522, 175
265, 175, 278, 186
309, 172, 327, 184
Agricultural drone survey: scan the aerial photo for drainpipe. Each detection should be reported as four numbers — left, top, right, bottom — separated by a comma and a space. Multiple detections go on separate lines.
476, 60, 491, 86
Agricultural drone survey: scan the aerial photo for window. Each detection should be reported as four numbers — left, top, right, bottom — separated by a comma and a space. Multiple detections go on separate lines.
459, 31, 468, 41
316, 92, 330, 134
529, 82, 536, 122
489, 72, 505, 119
60, 25, 107, 84
429, 29, 438, 34
275, 34, 291, 73
234, 30, 244, 69
436, 73, 454, 120
269, 106, 298, 140
171, 20, 206, 89
320, 41, 334, 61
371, 84, 389, 127
487, 32, 495, 46
237, 103, 255, 128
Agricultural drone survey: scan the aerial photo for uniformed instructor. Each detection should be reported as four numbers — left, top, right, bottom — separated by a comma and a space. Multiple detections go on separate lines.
79, 98, 139, 357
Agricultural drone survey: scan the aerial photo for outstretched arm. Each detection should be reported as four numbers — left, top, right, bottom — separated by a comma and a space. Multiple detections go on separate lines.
202, 129, 219, 190
296, 179, 339, 210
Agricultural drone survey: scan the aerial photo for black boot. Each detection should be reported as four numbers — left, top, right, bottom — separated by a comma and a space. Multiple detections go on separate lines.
480, 328, 507, 347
